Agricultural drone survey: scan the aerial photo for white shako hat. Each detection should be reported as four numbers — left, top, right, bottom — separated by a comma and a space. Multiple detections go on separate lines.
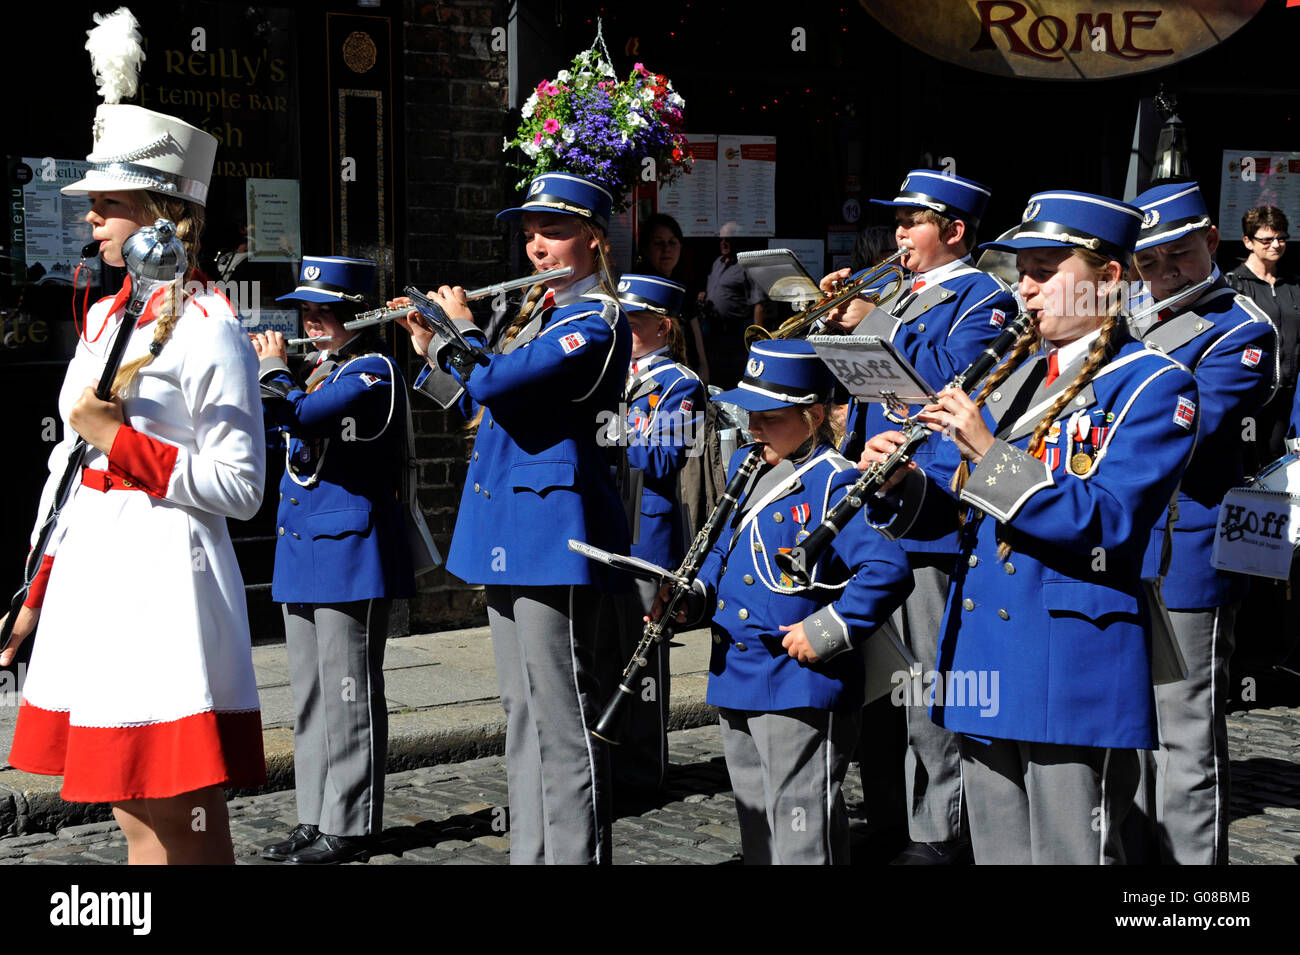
62, 104, 218, 207
59, 8, 217, 207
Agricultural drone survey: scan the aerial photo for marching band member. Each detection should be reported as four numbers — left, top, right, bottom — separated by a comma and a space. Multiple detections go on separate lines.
827, 170, 1016, 863
600, 273, 704, 795
1126, 182, 1278, 865
252, 256, 414, 865
658, 339, 912, 864
396, 172, 631, 864
866, 190, 1199, 863
1, 99, 266, 862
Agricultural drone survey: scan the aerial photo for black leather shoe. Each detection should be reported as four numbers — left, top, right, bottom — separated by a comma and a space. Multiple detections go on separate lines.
889, 839, 973, 865
261, 824, 320, 861
284, 833, 372, 865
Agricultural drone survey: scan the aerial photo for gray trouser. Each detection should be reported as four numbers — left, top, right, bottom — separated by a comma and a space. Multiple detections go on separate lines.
595, 578, 670, 791
899, 555, 963, 842
1134, 603, 1237, 865
719, 707, 861, 865
960, 736, 1139, 865
487, 584, 612, 865
284, 599, 390, 837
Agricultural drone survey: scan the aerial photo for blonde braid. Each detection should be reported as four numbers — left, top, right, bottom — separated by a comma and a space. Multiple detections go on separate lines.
468, 221, 617, 433
992, 308, 1120, 560
950, 328, 1041, 501
110, 193, 204, 397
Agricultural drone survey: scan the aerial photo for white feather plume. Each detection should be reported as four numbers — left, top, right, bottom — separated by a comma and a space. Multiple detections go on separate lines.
85, 7, 145, 105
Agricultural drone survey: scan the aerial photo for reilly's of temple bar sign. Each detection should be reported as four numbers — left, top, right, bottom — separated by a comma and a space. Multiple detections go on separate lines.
860, 0, 1268, 80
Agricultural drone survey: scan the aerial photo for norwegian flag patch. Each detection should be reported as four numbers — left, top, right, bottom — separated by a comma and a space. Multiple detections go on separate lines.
1173, 396, 1196, 430
1242, 347, 1262, 368
359, 372, 382, 387
559, 331, 587, 354
989, 309, 1006, 328
791, 503, 811, 525
679, 398, 693, 414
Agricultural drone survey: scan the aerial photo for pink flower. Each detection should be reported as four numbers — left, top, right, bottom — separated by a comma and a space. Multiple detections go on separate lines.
534, 132, 544, 145
543, 118, 560, 133
633, 62, 649, 76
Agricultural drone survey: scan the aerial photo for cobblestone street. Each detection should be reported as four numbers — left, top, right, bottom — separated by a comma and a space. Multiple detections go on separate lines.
2, 706, 1297, 865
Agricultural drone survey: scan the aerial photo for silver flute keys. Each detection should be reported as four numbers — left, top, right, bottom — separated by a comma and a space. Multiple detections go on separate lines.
285, 266, 575, 345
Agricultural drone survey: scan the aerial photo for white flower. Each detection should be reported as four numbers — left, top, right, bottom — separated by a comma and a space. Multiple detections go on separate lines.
561, 127, 576, 143
556, 69, 571, 82
628, 98, 641, 112
599, 60, 616, 77
502, 137, 511, 152
668, 92, 684, 108
521, 101, 534, 119
626, 112, 646, 128
642, 89, 655, 102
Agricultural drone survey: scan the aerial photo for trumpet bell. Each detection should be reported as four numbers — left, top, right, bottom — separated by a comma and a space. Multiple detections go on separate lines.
743, 324, 772, 350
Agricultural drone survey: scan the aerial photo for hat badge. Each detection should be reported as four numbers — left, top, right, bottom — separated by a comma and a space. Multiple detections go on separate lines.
1141, 209, 1161, 229
529, 179, 546, 196
746, 358, 765, 377
1022, 201, 1042, 222
617, 280, 630, 291
303, 265, 322, 280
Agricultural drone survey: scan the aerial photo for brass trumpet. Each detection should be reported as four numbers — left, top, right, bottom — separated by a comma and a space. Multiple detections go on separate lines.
742, 247, 910, 349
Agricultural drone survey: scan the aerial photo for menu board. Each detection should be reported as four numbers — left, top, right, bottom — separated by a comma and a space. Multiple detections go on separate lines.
657, 134, 776, 238
718, 135, 776, 237
658, 135, 718, 237
11, 157, 95, 284
246, 178, 302, 262
1219, 150, 1300, 239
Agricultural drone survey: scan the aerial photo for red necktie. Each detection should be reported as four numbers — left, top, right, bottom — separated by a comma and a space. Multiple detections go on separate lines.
540, 290, 556, 311
1044, 351, 1060, 386
911, 278, 926, 294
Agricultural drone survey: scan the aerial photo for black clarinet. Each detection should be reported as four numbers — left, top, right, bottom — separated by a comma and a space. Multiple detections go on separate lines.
593, 445, 765, 743
775, 306, 1035, 587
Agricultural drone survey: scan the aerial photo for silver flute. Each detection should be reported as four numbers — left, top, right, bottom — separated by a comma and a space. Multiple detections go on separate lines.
285, 266, 574, 344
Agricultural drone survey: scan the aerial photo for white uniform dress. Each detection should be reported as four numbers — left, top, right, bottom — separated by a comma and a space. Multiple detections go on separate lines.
8, 284, 267, 803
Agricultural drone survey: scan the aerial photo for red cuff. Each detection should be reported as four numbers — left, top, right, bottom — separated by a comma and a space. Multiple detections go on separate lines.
108, 425, 178, 498
23, 554, 55, 609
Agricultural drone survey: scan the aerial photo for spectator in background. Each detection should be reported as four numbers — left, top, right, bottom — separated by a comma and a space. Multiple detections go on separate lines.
636, 213, 710, 385
699, 233, 771, 389
854, 224, 900, 276
1226, 206, 1300, 465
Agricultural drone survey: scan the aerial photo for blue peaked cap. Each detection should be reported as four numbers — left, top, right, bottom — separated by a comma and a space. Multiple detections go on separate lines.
979, 190, 1143, 266
1133, 181, 1214, 252
277, 256, 376, 304
870, 169, 992, 226
713, 339, 835, 413
497, 172, 613, 232
616, 273, 686, 318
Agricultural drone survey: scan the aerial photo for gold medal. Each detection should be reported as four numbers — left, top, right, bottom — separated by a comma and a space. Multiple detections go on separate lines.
1070, 452, 1092, 475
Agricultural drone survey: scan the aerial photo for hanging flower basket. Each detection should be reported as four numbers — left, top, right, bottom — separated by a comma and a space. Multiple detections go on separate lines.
503, 41, 691, 215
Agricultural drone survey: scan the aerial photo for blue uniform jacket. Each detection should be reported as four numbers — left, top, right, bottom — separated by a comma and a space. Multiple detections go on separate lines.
417, 290, 632, 586
874, 336, 1199, 748
693, 443, 913, 712
845, 263, 1016, 555
623, 350, 706, 568
1129, 279, 1278, 609
260, 346, 415, 604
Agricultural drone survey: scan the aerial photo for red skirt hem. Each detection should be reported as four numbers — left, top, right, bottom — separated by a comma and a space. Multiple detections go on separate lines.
8, 701, 267, 803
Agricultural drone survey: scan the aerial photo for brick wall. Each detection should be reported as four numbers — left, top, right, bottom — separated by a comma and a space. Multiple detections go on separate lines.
403, 0, 512, 630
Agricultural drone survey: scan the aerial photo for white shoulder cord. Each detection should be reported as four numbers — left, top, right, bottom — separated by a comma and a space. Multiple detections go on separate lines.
282, 353, 398, 488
